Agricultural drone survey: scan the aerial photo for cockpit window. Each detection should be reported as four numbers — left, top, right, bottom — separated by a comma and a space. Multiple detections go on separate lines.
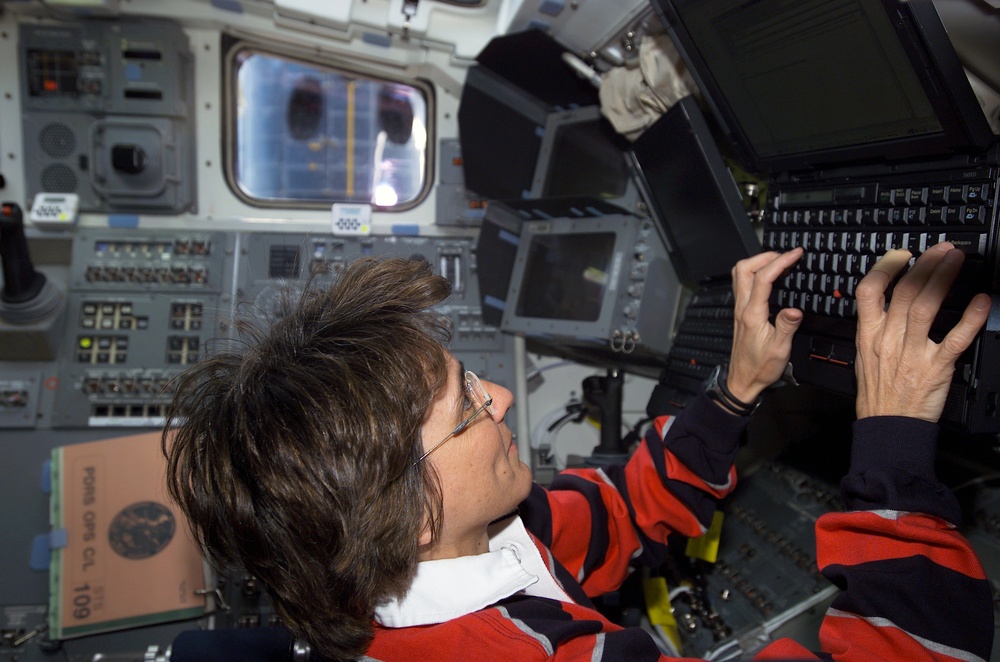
226, 45, 431, 210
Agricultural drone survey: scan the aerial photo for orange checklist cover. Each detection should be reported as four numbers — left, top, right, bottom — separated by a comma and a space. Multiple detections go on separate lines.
48, 431, 206, 639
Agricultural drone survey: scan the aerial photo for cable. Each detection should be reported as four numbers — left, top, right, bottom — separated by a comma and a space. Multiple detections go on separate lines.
530, 401, 578, 449
704, 637, 742, 661
530, 398, 585, 469
652, 623, 682, 657
525, 359, 576, 383
561, 52, 602, 89
950, 472, 1000, 493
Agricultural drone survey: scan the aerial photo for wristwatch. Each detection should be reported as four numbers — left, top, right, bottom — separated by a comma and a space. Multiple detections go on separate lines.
705, 364, 762, 417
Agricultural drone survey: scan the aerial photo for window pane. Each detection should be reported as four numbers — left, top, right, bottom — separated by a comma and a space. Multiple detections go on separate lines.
231, 48, 429, 209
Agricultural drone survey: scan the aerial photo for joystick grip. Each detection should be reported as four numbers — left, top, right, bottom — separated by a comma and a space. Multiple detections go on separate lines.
0, 202, 46, 304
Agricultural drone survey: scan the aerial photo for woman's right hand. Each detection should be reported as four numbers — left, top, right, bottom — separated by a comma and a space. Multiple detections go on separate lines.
854, 242, 991, 422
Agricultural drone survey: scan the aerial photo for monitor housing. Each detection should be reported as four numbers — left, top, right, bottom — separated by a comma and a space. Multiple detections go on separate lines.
497, 200, 682, 376
458, 29, 638, 209
651, 0, 995, 173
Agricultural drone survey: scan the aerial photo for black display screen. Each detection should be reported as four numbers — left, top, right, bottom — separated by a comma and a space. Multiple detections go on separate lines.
629, 97, 759, 283
542, 120, 630, 199
680, 0, 938, 159
653, 0, 994, 170
515, 232, 616, 322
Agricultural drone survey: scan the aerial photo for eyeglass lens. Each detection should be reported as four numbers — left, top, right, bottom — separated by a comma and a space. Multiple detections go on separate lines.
466, 371, 494, 416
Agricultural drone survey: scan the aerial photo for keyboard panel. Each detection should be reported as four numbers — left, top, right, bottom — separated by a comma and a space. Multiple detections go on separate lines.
649, 281, 735, 415
763, 159, 1000, 433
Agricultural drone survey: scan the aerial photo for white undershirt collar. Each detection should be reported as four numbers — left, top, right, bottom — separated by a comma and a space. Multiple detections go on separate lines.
373, 516, 573, 628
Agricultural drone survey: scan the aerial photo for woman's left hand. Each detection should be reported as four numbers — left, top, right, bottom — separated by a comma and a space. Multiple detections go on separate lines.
727, 248, 804, 404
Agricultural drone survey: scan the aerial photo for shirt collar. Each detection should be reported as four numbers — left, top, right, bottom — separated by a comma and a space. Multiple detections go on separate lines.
373, 516, 572, 628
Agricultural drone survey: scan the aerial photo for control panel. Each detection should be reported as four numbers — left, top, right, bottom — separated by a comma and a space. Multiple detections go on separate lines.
1, 227, 509, 432
671, 463, 840, 656
0, 225, 514, 661
20, 19, 195, 213
49, 229, 227, 428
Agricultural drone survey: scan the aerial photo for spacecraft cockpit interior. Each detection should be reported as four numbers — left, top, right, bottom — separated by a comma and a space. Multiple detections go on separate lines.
0, 0, 998, 659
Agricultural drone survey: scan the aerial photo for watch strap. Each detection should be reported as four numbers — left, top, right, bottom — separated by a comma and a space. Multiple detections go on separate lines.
706, 364, 761, 416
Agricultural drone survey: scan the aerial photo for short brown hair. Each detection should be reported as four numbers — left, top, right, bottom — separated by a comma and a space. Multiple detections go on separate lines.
163, 256, 451, 660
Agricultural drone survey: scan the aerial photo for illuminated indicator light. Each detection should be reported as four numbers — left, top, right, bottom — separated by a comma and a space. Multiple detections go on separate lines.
44, 79, 58, 91
79, 337, 93, 349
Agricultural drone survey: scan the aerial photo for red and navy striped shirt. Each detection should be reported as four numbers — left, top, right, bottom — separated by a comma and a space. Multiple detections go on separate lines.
367, 395, 992, 661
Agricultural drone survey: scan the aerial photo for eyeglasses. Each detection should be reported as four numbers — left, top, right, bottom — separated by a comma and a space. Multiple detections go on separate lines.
415, 371, 494, 464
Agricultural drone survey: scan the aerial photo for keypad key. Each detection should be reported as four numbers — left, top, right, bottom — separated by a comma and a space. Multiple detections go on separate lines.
967, 183, 988, 202
962, 206, 985, 226
907, 188, 928, 205
941, 233, 987, 257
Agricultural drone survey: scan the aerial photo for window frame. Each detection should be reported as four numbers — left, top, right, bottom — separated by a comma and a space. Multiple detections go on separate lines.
221, 36, 435, 212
